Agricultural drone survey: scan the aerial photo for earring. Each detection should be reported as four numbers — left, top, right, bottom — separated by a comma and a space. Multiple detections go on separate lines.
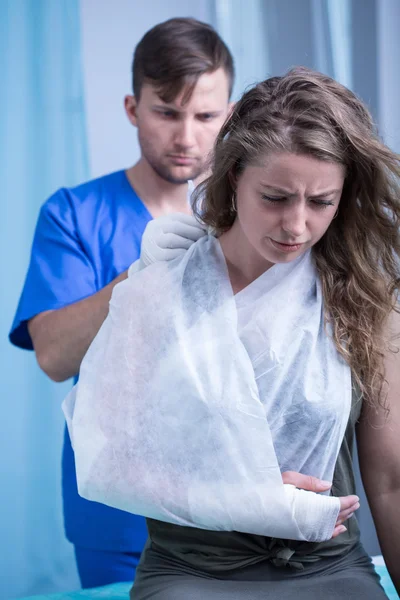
231, 193, 237, 213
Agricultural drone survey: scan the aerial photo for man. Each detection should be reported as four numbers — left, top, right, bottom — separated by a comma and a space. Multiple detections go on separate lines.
9, 17, 234, 588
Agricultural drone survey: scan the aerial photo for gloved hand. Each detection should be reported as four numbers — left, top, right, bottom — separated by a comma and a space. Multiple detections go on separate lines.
128, 213, 207, 276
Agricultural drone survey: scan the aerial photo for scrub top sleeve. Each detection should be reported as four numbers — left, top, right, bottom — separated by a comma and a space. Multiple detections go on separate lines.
9, 188, 97, 350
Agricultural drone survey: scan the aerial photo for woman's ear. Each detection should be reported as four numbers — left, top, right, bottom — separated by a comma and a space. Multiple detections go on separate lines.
228, 169, 237, 191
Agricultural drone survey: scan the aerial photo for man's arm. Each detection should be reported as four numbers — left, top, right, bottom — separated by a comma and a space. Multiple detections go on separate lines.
357, 309, 400, 594
26, 212, 206, 382
28, 270, 127, 382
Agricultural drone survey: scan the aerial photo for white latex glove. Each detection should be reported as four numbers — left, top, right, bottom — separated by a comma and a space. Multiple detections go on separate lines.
128, 213, 207, 276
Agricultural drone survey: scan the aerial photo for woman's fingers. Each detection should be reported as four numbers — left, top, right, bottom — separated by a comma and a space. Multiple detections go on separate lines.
335, 495, 360, 528
338, 495, 359, 511
331, 524, 348, 539
335, 510, 356, 526
281, 471, 332, 492
337, 502, 360, 518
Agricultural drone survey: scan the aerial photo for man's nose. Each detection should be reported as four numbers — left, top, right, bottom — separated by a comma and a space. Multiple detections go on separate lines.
173, 119, 196, 149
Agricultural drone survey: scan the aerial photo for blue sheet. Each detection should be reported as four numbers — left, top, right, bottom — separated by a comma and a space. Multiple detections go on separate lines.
19, 565, 398, 600
375, 565, 399, 599
20, 582, 130, 600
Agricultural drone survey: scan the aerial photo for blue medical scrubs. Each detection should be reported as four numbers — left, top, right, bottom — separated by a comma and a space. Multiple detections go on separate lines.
9, 170, 152, 587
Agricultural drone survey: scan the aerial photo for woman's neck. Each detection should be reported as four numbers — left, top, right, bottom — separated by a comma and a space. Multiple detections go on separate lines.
219, 222, 274, 294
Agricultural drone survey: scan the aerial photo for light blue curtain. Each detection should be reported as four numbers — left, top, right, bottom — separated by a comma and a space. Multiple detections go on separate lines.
312, 0, 352, 87
0, 1, 88, 597
377, 0, 400, 153
214, 0, 352, 99
215, 0, 271, 100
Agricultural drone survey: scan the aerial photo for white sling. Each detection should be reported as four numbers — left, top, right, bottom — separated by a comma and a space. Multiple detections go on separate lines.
63, 236, 351, 542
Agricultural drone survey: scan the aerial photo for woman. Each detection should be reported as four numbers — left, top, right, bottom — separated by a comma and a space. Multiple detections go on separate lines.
66, 68, 400, 598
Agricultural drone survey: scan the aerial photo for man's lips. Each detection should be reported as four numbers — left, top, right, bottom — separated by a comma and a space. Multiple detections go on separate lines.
168, 155, 197, 165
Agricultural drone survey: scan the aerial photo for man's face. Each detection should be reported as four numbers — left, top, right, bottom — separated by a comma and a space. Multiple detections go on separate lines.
125, 69, 232, 183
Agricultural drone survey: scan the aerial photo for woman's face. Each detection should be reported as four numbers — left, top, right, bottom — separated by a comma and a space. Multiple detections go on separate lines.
230, 152, 345, 270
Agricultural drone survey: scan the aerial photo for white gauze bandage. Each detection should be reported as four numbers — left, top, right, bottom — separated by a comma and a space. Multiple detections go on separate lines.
63, 236, 351, 542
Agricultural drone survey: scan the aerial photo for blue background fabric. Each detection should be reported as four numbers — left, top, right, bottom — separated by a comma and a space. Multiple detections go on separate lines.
0, 0, 89, 597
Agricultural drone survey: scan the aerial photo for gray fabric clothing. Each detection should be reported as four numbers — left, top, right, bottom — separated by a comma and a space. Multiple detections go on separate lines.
131, 541, 387, 599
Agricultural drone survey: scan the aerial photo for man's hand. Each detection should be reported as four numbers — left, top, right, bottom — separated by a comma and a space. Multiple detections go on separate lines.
140, 213, 206, 266
282, 471, 360, 539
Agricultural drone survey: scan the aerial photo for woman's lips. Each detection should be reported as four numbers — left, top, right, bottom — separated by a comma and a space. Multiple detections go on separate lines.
270, 239, 304, 253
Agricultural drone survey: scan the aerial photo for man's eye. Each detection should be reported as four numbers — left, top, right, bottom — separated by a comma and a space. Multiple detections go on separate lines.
157, 110, 176, 119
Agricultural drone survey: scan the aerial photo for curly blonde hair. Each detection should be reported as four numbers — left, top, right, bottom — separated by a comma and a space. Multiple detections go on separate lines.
193, 67, 400, 410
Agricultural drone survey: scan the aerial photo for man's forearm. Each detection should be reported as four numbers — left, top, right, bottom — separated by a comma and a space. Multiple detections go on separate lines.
28, 271, 127, 382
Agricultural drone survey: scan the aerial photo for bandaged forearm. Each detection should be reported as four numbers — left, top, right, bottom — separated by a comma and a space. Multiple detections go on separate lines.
284, 484, 340, 542
63, 236, 351, 543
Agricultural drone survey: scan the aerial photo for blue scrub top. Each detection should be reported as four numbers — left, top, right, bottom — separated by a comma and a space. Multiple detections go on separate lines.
9, 170, 152, 551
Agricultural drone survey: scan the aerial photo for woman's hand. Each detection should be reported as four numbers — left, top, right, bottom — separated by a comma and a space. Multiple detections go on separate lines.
282, 471, 360, 538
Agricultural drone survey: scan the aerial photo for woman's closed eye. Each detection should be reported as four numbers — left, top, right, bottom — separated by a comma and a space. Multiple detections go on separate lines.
261, 195, 286, 204
261, 194, 335, 208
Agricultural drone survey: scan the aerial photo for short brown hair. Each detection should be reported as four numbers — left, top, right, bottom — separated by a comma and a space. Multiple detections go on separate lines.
132, 18, 234, 104
194, 67, 400, 411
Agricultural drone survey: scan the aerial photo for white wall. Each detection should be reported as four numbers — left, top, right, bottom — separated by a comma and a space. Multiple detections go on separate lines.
80, 0, 215, 179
